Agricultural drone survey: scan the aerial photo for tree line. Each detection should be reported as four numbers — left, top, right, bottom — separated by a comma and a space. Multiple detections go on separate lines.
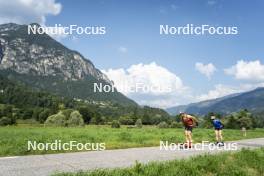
0, 75, 264, 128
0, 75, 170, 126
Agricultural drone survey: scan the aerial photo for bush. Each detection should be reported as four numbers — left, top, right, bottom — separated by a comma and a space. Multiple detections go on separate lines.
90, 112, 104, 125
21, 109, 34, 120
77, 106, 93, 124
0, 116, 12, 126
170, 121, 182, 128
0, 105, 13, 118
90, 116, 104, 125
44, 110, 84, 127
38, 109, 51, 123
44, 112, 67, 127
135, 119, 143, 128
67, 111, 84, 127
61, 109, 74, 119
157, 121, 169, 128
119, 116, 134, 125
238, 117, 252, 129
224, 109, 256, 129
111, 120, 120, 128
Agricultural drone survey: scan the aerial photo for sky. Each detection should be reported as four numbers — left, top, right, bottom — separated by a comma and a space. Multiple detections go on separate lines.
0, 0, 264, 108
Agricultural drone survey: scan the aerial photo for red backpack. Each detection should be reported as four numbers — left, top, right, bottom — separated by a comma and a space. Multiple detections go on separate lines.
183, 118, 193, 127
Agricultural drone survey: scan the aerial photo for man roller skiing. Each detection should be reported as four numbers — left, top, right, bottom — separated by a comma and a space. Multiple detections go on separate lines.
211, 116, 224, 146
180, 113, 198, 148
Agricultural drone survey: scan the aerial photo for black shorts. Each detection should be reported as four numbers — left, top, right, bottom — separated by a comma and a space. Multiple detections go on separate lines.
215, 127, 223, 131
185, 126, 193, 132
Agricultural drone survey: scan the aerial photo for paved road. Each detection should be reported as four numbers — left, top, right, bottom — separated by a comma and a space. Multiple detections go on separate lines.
0, 138, 264, 176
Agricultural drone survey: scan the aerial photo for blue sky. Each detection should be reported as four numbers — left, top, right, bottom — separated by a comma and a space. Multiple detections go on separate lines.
1, 0, 264, 108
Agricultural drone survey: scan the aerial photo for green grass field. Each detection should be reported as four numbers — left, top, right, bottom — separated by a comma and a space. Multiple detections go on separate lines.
0, 125, 264, 156
55, 148, 264, 176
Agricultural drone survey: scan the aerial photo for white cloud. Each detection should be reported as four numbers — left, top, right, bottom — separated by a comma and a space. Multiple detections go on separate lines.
102, 62, 189, 108
118, 46, 128, 53
195, 62, 216, 79
102, 61, 264, 107
0, 0, 64, 40
196, 82, 264, 102
196, 84, 242, 101
204, 60, 264, 102
224, 60, 264, 82
0, 0, 61, 25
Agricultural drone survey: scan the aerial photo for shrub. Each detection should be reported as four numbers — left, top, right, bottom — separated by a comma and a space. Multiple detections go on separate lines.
170, 121, 182, 128
135, 119, 143, 128
119, 116, 134, 125
44, 112, 67, 127
142, 113, 151, 125
0, 116, 12, 126
158, 121, 169, 128
90, 113, 104, 125
21, 109, 33, 120
77, 106, 93, 124
238, 117, 252, 129
0, 105, 13, 118
67, 111, 84, 127
38, 109, 51, 123
111, 120, 120, 128
61, 109, 74, 119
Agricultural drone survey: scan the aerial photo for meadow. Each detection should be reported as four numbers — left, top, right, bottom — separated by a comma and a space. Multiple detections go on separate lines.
55, 148, 264, 176
0, 125, 264, 156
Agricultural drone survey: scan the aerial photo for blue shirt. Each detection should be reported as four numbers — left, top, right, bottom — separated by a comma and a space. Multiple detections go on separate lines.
212, 119, 223, 128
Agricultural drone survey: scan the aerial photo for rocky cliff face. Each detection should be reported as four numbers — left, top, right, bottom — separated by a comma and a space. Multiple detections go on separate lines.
0, 23, 110, 82
0, 23, 135, 106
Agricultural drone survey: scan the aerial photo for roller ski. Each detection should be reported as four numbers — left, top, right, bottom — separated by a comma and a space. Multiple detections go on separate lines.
179, 142, 192, 149
214, 141, 225, 147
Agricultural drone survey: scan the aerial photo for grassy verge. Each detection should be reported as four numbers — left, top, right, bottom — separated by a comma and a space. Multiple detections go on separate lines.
0, 125, 264, 156
55, 148, 264, 176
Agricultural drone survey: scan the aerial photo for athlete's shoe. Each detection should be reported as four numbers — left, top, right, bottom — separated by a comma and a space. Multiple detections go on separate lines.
219, 142, 224, 146
215, 141, 224, 146
185, 142, 192, 148
180, 143, 192, 149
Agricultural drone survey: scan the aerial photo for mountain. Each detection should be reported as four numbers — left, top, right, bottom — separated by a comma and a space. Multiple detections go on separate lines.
0, 23, 136, 106
166, 88, 264, 115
